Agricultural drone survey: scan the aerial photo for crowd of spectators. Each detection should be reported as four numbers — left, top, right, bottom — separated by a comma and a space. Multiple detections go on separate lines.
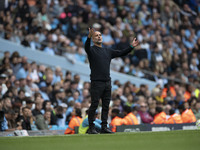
0, 0, 200, 87
0, 0, 200, 132
0, 51, 200, 132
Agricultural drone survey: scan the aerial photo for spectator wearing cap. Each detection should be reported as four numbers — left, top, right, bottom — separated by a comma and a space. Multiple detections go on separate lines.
110, 108, 123, 132
57, 103, 68, 127
65, 97, 75, 124
122, 105, 139, 125
39, 81, 50, 100
64, 108, 83, 134
138, 102, 153, 124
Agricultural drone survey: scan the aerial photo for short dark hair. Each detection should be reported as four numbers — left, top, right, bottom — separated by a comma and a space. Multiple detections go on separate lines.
123, 105, 131, 113
156, 106, 163, 113
178, 104, 185, 111
22, 107, 29, 112
112, 108, 120, 114
75, 108, 82, 118
169, 109, 175, 115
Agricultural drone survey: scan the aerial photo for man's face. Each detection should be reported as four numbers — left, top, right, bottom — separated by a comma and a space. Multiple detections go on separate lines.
23, 108, 29, 117
92, 31, 102, 44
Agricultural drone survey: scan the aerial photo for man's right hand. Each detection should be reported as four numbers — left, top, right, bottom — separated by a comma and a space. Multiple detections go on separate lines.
88, 28, 95, 38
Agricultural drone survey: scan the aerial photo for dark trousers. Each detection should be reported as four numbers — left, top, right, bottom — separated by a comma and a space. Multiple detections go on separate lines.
88, 80, 111, 128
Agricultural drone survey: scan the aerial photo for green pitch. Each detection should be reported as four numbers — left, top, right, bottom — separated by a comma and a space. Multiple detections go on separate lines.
0, 130, 199, 150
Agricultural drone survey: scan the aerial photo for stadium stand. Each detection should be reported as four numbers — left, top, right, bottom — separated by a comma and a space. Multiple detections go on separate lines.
0, 0, 200, 135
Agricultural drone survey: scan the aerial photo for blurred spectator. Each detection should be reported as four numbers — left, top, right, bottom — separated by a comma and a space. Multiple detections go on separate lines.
110, 108, 123, 132
32, 97, 43, 117
35, 110, 51, 130
17, 107, 32, 130
178, 104, 196, 123
138, 102, 153, 124
78, 109, 102, 134
164, 109, 183, 124
43, 42, 55, 56
151, 106, 166, 124
64, 108, 83, 134
67, 16, 81, 41
192, 100, 200, 120
122, 105, 139, 125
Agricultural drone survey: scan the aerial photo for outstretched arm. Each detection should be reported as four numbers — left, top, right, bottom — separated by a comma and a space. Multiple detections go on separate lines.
84, 28, 95, 53
111, 38, 139, 58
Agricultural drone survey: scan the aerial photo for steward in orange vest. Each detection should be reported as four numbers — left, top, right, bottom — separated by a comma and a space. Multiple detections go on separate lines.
178, 104, 196, 123
64, 108, 83, 134
165, 109, 183, 124
110, 108, 123, 132
122, 105, 139, 125
151, 107, 166, 124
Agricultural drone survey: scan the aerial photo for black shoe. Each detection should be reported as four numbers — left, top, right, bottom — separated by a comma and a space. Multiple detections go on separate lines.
88, 128, 98, 134
100, 127, 114, 134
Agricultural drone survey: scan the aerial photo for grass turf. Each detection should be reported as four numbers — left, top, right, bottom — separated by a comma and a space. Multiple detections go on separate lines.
0, 130, 199, 150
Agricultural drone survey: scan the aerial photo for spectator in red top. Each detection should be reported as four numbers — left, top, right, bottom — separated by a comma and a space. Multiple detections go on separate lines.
138, 102, 153, 124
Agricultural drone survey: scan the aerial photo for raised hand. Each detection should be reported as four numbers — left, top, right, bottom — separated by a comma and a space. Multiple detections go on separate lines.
131, 38, 139, 47
88, 28, 95, 38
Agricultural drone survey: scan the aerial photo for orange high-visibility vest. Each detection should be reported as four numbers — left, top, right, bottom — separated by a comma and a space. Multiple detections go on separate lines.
161, 87, 176, 99
152, 112, 166, 124
64, 116, 83, 134
110, 116, 123, 132
181, 109, 196, 123
123, 112, 139, 125
165, 113, 183, 124
184, 91, 191, 102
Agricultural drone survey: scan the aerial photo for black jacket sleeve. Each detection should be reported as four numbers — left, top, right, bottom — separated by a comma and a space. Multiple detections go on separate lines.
84, 38, 91, 54
111, 46, 134, 58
